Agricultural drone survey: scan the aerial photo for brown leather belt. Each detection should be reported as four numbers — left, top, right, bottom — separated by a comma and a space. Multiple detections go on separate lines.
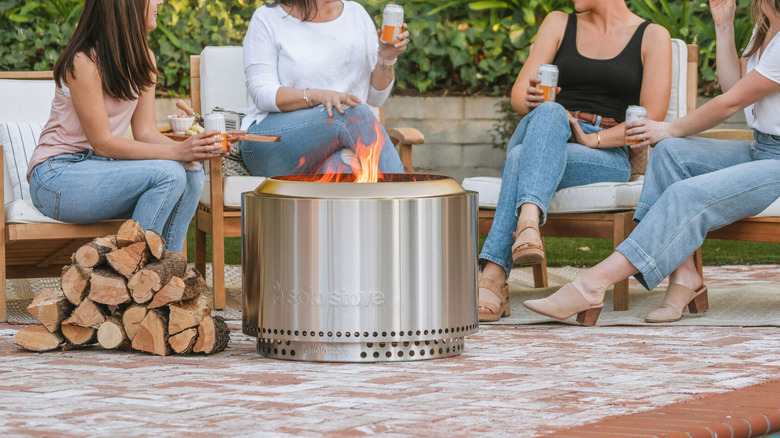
570, 110, 618, 128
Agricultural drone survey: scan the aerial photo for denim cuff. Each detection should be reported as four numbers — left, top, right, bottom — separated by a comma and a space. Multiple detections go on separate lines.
634, 202, 652, 223
478, 253, 512, 278
615, 238, 664, 290
515, 196, 548, 225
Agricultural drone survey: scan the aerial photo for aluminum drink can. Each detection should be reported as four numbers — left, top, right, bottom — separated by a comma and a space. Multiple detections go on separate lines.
537, 64, 558, 102
381, 4, 404, 44
624, 105, 648, 145
203, 113, 227, 153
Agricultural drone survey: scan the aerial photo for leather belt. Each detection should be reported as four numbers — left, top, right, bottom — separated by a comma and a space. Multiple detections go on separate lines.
570, 110, 618, 128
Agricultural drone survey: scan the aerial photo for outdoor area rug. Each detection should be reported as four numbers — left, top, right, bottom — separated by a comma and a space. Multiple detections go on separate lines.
5, 264, 780, 327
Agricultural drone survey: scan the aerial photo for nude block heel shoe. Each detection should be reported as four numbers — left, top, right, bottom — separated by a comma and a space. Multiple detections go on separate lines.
512, 220, 544, 265
645, 284, 708, 323
478, 278, 510, 322
522, 283, 603, 326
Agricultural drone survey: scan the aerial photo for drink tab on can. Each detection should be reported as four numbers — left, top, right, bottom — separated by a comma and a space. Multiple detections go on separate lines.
381, 4, 404, 44
624, 105, 648, 145
204, 113, 228, 153
537, 64, 558, 102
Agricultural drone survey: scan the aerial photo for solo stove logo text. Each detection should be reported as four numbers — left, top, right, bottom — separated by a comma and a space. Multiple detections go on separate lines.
272, 281, 385, 307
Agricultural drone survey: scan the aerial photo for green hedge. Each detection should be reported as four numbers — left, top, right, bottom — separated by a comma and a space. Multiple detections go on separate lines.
0, 0, 755, 97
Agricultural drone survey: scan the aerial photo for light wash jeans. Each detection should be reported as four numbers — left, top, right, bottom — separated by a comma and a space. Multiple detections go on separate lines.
29, 150, 204, 252
242, 103, 404, 176
479, 101, 631, 276
617, 131, 780, 290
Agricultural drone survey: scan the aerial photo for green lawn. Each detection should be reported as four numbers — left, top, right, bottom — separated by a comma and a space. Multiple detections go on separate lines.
186, 224, 779, 267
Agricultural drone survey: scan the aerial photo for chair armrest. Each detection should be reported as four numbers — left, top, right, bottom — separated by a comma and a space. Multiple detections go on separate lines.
693, 129, 753, 140
386, 127, 425, 174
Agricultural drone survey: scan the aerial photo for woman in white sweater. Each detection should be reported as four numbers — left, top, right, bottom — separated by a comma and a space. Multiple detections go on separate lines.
240, 0, 408, 176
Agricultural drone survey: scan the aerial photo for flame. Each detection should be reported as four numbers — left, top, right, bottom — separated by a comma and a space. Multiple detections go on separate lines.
291, 119, 385, 183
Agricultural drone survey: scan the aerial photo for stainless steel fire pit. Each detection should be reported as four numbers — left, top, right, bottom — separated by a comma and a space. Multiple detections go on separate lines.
241, 174, 478, 362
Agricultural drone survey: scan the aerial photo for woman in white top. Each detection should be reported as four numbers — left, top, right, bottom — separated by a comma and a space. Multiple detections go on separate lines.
523, 0, 780, 325
240, 0, 408, 176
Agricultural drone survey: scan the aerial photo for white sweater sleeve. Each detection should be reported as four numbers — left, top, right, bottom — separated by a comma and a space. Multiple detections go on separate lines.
363, 11, 393, 107
244, 11, 281, 113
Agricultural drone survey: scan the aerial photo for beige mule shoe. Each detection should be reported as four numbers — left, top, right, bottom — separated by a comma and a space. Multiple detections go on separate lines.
645, 284, 708, 323
522, 283, 603, 326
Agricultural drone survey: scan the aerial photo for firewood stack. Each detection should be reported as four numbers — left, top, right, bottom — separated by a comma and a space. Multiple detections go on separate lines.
13, 220, 230, 356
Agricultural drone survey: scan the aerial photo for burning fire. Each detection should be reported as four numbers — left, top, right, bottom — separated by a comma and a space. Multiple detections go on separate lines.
293, 120, 385, 183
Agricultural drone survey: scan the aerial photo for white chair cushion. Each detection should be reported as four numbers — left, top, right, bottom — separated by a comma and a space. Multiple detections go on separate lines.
756, 197, 780, 217
1, 122, 44, 203
200, 175, 266, 209
462, 177, 644, 213
666, 39, 688, 121
0, 79, 56, 123
200, 47, 250, 116
4, 199, 64, 224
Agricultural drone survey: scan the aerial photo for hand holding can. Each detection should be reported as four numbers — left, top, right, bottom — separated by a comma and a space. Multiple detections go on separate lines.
624, 105, 648, 145
380, 4, 404, 44
537, 64, 559, 103
203, 113, 228, 153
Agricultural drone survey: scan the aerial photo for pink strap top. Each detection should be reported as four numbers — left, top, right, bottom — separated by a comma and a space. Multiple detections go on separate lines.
27, 83, 138, 180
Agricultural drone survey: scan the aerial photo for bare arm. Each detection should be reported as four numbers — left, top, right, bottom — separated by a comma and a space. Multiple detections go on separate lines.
70, 54, 223, 162
629, 70, 780, 144
510, 11, 568, 115
711, 0, 743, 91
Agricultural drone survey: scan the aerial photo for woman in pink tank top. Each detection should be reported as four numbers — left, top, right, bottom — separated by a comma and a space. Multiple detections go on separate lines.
28, 0, 228, 252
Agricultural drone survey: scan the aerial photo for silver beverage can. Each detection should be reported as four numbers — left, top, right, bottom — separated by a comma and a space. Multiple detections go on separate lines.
537, 64, 558, 102
381, 4, 404, 44
203, 113, 228, 153
624, 105, 648, 145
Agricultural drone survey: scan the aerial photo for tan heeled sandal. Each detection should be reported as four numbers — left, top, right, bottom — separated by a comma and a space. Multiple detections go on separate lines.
512, 220, 545, 265
522, 283, 603, 326
645, 284, 708, 323
478, 277, 510, 322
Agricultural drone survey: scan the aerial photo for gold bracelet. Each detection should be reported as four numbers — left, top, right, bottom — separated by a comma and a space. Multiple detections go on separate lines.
596, 132, 601, 148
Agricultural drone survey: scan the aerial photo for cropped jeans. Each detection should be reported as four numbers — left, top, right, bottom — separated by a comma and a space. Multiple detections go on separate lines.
241, 103, 404, 176
29, 150, 204, 252
479, 102, 631, 276
617, 131, 780, 290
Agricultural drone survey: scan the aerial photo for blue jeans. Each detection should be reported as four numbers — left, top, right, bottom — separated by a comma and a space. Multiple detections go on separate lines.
241, 104, 404, 176
479, 102, 631, 276
617, 131, 780, 290
29, 150, 204, 252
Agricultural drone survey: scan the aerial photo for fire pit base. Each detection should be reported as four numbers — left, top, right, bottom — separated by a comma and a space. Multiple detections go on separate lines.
257, 337, 469, 362
242, 174, 479, 362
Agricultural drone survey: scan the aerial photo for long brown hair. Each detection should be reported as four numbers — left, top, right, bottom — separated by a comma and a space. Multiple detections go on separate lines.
744, 0, 780, 57
53, 0, 159, 101
268, 0, 319, 22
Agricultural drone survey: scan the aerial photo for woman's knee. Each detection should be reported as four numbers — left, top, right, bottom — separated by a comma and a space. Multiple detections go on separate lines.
148, 160, 188, 193
346, 103, 377, 123
533, 101, 568, 122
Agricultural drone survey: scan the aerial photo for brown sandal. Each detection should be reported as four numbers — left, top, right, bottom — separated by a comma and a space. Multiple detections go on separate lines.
478, 277, 510, 322
512, 220, 545, 265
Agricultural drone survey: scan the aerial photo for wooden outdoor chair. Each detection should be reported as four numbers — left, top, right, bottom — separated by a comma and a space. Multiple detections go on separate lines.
0, 71, 124, 322
463, 40, 699, 311
190, 46, 425, 309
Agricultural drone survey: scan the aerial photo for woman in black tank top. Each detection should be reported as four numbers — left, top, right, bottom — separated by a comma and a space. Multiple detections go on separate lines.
478, 0, 672, 322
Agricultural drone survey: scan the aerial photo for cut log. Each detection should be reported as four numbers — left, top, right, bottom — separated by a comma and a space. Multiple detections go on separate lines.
193, 315, 229, 355
148, 269, 208, 309
27, 288, 72, 332
122, 304, 148, 341
60, 264, 92, 306
145, 229, 166, 260
116, 220, 146, 247
132, 309, 170, 356
128, 252, 187, 304
168, 328, 198, 354
97, 316, 128, 350
61, 324, 97, 346
88, 269, 131, 306
168, 294, 212, 335
73, 236, 118, 268
106, 241, 150, 278
13, 325, 65, 352
62, 299, 108, 328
